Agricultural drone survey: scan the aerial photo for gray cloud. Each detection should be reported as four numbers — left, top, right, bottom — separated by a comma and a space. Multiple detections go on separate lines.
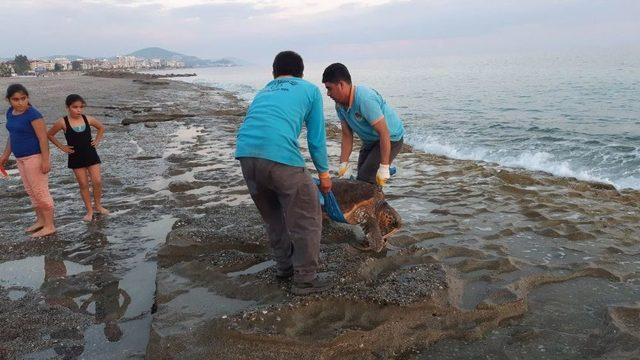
3, 0, 639, 61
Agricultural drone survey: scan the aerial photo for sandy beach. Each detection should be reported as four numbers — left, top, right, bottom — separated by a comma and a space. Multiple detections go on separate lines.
1, 73, 639, 359
0, 73, 245, 358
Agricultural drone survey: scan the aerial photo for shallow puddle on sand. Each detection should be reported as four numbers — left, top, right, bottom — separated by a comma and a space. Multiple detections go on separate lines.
7, 289, 28, 301
228, 260, 276, 277
0, 256, 92, 289
140, 215, 177, 243
77, 260, 159, 359
25, 348, 59, 359
154, 276, 258, 338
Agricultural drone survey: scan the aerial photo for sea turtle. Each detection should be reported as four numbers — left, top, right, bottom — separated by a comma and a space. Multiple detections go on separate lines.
327, 178, 402, 252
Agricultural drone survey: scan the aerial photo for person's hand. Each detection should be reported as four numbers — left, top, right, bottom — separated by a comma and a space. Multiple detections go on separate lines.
318, 172, 332, 193
62, 145, 74, 154
0, 155, 8, 168
91, 139, 100, 147
337, 162, 353, 179
41, 158, 51, 174
376, 164, 390, 186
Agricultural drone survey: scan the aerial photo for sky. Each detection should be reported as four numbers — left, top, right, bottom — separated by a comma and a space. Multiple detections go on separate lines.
2, 0, 639, 62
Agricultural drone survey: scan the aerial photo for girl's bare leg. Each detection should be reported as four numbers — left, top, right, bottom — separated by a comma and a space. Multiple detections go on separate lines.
74, 168, 94, 221
25, 209, 45, 232
20, 164, 44, 232
32, 207, 55, 237
88, 164, 109, 215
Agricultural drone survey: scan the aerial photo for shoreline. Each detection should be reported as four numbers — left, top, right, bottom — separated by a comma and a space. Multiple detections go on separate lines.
0, 73, 249, 357
138, 77, 639, 357
0, 73, 638, 359
153, 71, 636, 193
145, 68, 640, 190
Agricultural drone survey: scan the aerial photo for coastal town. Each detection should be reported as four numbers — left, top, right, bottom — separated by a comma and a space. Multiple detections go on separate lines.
0, 55, 186, 77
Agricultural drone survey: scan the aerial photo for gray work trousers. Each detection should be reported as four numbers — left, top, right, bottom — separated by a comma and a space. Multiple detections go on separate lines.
357, 138, 404, 184
240, 157, 321, 282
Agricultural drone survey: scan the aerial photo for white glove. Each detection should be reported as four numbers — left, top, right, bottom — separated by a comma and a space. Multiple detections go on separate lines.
376, 164, 390, 186
338, 162, 353, 179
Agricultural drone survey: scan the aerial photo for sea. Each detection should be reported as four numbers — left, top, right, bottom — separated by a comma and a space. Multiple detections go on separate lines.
152, 52, 640, 190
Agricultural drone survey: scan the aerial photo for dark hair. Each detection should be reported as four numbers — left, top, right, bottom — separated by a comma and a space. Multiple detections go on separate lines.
65, 94, 86, 107
322, 63, 352, 84
272, 51, 304, 78
5, 83, 29, 99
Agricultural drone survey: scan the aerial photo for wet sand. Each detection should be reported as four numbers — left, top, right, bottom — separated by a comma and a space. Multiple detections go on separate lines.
145, 80, 640, 359
1, 74, 639, 359
0, 73, 244, 358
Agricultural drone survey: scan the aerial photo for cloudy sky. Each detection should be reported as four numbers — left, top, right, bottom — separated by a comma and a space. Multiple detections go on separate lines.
2, 0, 638, 61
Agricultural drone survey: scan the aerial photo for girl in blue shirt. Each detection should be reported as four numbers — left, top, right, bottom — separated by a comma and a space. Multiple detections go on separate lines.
0, 84, 56, 237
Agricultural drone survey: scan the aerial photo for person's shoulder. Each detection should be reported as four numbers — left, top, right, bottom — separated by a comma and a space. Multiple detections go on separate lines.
355, 85, 378, 104
26, 106, 43, 118
86, 115, 100, 123
297, 77, 318, 89
296, 78, 322, 97
356, 85, 377, 97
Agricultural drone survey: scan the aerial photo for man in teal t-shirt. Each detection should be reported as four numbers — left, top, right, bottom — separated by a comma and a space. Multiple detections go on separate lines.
322, 63, 405, 186
235, 51, 332, 295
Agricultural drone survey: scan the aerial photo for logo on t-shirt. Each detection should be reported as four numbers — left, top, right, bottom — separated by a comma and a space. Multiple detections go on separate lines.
355, 112, 365, 121
264, 79, 298, 93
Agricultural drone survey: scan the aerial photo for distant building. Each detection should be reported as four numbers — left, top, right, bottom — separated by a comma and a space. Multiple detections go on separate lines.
115, 56, 138, 69
166, 60, 185, 68
30, 60, 55, 71
52, 57, 72, 71
14, 53, 189, 74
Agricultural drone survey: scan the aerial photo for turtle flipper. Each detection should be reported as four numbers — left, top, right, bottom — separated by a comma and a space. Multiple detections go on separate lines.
377, 201, 402, 238
362, 214, 385, 252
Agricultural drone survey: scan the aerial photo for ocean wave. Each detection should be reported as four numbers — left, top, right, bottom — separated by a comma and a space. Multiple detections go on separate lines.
193, 80, 257, 101
406, 134, 640, 190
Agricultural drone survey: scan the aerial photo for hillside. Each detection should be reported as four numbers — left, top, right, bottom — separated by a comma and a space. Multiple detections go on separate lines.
127, 47, 239, 67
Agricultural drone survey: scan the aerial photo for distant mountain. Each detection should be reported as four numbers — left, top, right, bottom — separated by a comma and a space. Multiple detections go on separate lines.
127, 47, 241, 68
220, 57, 252, 66
128, 47, 182, 59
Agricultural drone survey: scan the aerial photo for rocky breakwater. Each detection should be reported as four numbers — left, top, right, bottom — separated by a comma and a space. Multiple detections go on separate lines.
147, 138, 640, 359
84, 70, 197, 80
148, 201, 536, 359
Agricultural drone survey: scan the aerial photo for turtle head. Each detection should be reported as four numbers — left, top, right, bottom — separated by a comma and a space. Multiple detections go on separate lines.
376, 201, 401, 238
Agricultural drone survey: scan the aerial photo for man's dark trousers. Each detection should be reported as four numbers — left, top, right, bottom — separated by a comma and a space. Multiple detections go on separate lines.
357, 138, 404, 184
240, 157, 321, 283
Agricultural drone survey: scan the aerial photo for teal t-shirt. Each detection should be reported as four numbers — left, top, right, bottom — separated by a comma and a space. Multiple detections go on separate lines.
235, 77, 329, 173
336, 85, 405, 144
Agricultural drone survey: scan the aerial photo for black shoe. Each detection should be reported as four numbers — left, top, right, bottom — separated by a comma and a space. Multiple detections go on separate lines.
275, 266, 294, 280
291, 275, 332, 296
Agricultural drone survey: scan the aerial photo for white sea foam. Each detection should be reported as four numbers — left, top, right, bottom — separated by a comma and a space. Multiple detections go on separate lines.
407, 134, 640, 190
148, 60, 640, 192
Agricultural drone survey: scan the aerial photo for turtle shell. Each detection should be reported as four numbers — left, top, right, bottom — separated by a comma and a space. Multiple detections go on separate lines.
330, 179, 385, 222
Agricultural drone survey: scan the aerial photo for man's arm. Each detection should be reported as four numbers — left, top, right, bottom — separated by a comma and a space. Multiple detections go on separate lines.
339, 120, 353, 163
305, 90, 331, 193
371, 117, 391, 165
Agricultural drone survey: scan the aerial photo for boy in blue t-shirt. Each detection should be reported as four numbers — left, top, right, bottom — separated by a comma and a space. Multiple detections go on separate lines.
235, 51, 332, 295
322, 63, 405, 186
